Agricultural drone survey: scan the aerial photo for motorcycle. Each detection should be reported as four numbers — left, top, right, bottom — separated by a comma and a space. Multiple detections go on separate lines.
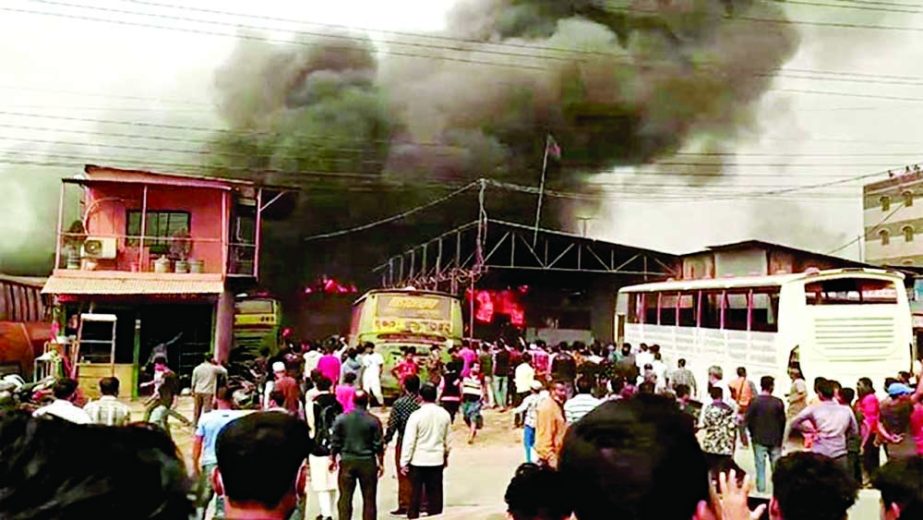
0, 375, 56, 413
225, 357, 265, 410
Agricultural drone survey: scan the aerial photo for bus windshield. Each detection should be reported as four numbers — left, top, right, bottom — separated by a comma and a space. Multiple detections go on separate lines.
235, 299, 276, 314
375, 293, 451, 321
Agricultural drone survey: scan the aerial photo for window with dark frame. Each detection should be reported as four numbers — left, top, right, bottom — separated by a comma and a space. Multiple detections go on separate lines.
660, 293, 678, 326
724, 292, 750, 331
126, 210, 191, 255
751, 292, 780, 333
804, 278, 898, 305
678, 292, 697, 327
627, 293, 641, 324
639, 286, 780, 332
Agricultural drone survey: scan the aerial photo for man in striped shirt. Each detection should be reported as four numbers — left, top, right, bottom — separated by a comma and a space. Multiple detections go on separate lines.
85, 377, 132, 426
461, 363, 486, 444
563, 376, 600, 425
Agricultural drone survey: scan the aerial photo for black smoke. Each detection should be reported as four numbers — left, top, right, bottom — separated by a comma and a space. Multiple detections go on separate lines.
205, 0, 799, 293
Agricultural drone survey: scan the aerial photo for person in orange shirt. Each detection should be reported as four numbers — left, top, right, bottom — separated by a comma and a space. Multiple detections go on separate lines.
535, 380, 568, 468
730, 367, 757, 448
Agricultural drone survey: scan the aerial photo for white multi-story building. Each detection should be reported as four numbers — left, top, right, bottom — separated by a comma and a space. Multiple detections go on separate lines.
864, 169, 923, 266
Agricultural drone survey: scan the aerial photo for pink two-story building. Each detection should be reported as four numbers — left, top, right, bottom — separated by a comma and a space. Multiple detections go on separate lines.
42, 165, 292, 394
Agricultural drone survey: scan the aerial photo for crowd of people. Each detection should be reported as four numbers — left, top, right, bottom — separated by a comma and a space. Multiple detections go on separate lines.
4, 336, 923, 520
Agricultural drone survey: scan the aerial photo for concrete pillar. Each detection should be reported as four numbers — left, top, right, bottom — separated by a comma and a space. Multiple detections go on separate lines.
214, 289, 235, 363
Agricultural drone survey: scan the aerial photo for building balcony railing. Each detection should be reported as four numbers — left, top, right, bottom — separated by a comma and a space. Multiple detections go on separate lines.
55, 232, 257, 277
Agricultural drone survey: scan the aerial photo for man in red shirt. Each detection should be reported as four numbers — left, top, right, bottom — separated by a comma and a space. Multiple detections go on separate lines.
392, 349, 420, 387
271, 362, 302, 417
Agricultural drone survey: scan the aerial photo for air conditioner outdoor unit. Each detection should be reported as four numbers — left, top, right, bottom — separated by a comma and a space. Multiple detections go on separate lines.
82, 237, 118, 259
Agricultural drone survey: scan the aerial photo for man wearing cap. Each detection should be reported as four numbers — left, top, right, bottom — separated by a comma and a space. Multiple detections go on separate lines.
270, 362, 302, 417
511, 380, 548, 463
880, 382, 917, 460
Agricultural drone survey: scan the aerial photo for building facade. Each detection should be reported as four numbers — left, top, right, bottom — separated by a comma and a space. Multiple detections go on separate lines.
864, 170, 923, 266
41, 166, 290, 396
680, 240, 869, 280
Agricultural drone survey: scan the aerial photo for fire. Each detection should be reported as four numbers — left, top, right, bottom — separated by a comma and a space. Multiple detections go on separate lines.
304, 275, 358, 295
466, 288, 526, 328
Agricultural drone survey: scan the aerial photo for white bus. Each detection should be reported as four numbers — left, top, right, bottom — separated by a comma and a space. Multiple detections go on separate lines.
616, 268, 914, 400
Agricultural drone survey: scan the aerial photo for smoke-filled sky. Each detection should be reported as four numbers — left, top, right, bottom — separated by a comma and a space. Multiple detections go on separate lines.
2, 0, 923, 276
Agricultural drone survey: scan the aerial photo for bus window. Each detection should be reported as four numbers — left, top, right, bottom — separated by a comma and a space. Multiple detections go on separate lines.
751, 292, 780, 332
700, 291, 722, 329
805, 278, 898, 305
678, 292, 697, 327
626, 293, 641, 324
235, 299, 275, 315
660, 293, 678, 326
725, 292, 749, 331
644, 293, 659, 324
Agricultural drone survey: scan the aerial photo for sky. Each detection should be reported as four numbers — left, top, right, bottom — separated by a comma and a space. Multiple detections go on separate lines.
1, 0, 923, 271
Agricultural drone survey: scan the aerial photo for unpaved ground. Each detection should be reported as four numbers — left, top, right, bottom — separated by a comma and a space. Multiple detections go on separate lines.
129, 398, 880, 520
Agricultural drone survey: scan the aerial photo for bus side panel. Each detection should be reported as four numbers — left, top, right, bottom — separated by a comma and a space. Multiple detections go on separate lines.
626, 322, 780, 401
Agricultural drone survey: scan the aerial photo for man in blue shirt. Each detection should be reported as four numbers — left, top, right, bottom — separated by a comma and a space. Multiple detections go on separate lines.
193, 387, 249, 518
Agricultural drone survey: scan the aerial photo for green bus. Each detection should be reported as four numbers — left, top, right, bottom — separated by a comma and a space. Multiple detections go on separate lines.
348, 289, 463, 398
233, 296, 282, 357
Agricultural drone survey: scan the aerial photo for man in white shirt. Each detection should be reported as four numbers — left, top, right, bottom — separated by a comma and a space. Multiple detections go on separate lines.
651, 353, 668, 390
84, 377, 131, 426
361, 343, 385, 406
400, 383, 451, 520
635, 343, 654, 370
190, 356, 227, 426
564, 376, 601, 424
513, 353, 535, 428
33, 378, 90, 424
303, 344, 323, 381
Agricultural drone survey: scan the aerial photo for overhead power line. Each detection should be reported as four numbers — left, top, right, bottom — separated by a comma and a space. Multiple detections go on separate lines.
767, 0, 923, 15
3, 110, 922, 162
0, 84, 214, 106
119, 0, 923, 85
11, 0, 923, 92
826, 201, 906, 255
606, 3, 923, 33
301, 182, 479, 241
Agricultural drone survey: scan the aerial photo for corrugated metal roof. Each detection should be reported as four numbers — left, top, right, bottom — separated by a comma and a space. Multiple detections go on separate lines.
42, 275, 225, 296
0, 274, 48, 288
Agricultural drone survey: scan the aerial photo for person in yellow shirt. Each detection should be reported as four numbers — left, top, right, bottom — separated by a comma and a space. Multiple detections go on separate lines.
535, 380, 568, 468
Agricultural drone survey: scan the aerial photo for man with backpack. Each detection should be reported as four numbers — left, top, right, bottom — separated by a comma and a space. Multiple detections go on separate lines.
308, 376, 343, 520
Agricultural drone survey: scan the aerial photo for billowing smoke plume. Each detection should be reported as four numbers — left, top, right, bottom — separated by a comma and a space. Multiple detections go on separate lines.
207, 0, 800, 289
382, 0, 798, 183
